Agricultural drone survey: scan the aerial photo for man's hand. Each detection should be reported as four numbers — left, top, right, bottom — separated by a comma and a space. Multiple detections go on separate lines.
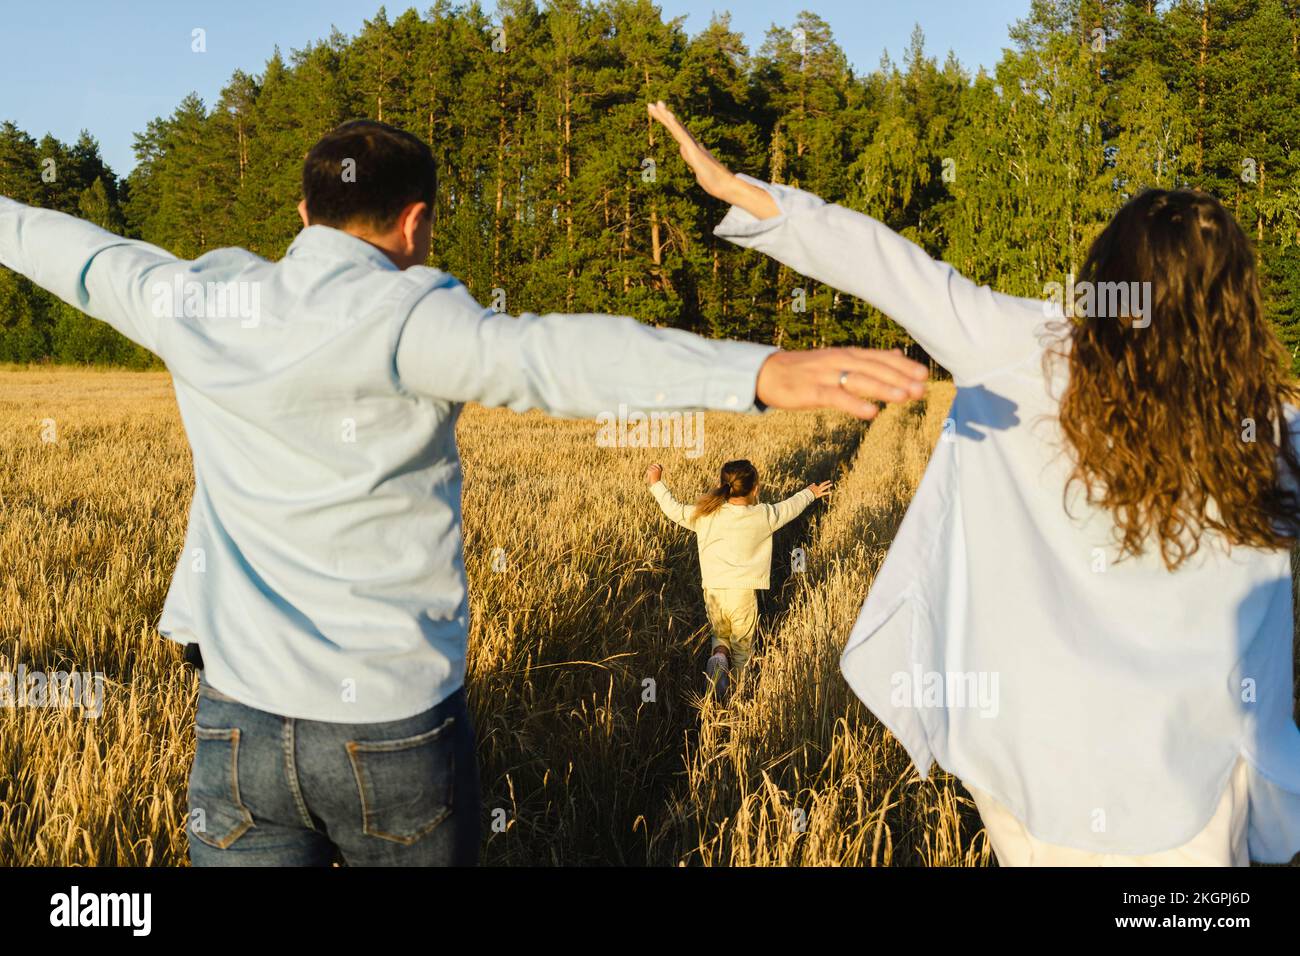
756, 348, 927, 421
644, 463, 663, 486
807, 480, 834, 499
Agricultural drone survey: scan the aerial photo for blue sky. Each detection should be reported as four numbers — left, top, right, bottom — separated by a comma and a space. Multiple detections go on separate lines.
0, 0, 1030, 176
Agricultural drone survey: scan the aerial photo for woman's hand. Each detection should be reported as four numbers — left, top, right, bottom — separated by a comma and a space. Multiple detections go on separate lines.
644, 463, 663, 485
647, 101, 780, 220
807, 480, 834, 499
649, 99, 929, 419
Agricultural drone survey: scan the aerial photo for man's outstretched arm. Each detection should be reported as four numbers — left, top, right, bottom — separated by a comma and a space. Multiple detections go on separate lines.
0, 196, 184, 355
394, 273, 927, 422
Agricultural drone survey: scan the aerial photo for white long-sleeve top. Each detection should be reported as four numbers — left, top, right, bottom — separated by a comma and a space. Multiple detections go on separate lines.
649, 480, 815, 589
714, 175, 1300, 861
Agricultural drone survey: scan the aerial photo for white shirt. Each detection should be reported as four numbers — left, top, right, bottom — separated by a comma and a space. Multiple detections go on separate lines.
715, 175, 1300, 860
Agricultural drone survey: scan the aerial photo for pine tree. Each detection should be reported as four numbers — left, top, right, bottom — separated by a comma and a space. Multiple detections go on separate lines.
3, 0, 1298, 369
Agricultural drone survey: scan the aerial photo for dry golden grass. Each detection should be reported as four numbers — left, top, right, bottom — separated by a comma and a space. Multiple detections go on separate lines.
655, 388, 989, 867
0, 366, 978, 865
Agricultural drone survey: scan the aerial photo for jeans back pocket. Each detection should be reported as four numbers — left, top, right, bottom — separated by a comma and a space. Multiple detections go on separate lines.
188, 726, 255, 850
346, 717, 456, 845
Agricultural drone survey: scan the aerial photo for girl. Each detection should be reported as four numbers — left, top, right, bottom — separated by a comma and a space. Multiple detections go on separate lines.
645, 460, 832, 699
648, 100, 1300, 866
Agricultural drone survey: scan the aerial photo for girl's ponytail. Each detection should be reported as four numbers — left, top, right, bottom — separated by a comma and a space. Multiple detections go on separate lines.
693, 483, 730, 518
694, 460, 759, 518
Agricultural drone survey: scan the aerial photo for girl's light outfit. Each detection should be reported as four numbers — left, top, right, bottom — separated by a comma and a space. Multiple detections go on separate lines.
649, 481, 815, 670
713, 175, 1300, 866
701, 588, 760, 671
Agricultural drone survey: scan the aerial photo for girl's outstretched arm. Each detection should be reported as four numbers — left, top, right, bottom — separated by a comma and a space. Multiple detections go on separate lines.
765, 481, 829, 533
648, 101, 1046, 384
645, 464, 697, 531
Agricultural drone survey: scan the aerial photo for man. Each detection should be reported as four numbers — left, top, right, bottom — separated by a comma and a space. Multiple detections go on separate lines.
0, 119, 927, 865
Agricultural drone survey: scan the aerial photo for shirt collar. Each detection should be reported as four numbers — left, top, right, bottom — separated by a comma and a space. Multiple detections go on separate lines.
286, 225, 399, 271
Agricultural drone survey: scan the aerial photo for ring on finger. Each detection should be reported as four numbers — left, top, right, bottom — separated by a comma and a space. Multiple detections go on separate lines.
838, 370, 851, 389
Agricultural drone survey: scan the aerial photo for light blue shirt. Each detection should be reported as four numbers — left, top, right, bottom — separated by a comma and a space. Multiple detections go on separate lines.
0, 197, 775, 722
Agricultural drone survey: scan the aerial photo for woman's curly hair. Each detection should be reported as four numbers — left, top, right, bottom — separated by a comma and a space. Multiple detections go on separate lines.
1046, 188, 1300, 571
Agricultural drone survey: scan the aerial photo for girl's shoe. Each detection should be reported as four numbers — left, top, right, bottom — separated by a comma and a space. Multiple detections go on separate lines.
705, 651, 731, 701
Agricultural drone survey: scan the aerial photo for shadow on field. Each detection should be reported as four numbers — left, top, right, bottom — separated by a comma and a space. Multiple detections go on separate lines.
636, 422, 868, 864
467, 413, 865, 866
647, 393, 994, 867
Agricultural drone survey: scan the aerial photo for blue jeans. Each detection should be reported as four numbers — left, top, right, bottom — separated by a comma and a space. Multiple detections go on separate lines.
187, 675, 480, 866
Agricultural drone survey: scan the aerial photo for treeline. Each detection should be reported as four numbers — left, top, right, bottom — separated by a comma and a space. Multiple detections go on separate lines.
0, 126, 152, 364
1, 0, 1299, 369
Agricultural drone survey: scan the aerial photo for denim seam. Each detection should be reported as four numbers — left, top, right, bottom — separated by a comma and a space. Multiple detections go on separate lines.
281, 718, 317, 830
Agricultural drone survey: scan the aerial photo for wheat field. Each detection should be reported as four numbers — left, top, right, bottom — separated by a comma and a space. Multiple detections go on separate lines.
0, 365, 989, 866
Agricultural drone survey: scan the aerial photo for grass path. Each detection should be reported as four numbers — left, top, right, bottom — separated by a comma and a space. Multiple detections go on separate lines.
652, 383, 992, 866
0, 368, 979, 866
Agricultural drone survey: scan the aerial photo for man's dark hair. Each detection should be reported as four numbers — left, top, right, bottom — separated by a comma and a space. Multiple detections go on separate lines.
302, 120, 436, 231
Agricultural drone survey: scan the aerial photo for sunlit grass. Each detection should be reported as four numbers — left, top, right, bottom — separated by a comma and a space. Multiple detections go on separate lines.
0, 367, 982, 865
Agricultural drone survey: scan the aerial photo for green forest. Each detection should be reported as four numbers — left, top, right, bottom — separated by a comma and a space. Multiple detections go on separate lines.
1, 0, 1298, 370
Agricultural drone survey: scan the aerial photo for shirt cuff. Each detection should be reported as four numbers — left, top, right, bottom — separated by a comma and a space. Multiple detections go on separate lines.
702, 338, 778, 414
713, 174, 827, 243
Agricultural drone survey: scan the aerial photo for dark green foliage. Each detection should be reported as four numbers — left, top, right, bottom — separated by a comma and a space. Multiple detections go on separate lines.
1, 0, 1298, 370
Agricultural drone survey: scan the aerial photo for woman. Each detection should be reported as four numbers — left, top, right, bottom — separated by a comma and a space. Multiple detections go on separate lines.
645, 460, 832, 699
647, 100, 1300, 866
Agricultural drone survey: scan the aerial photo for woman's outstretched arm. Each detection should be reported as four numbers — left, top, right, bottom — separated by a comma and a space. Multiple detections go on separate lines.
648, 101, 1046, 384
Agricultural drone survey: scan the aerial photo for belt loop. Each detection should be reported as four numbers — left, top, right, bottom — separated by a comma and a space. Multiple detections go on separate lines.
183, 643, 204, 670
